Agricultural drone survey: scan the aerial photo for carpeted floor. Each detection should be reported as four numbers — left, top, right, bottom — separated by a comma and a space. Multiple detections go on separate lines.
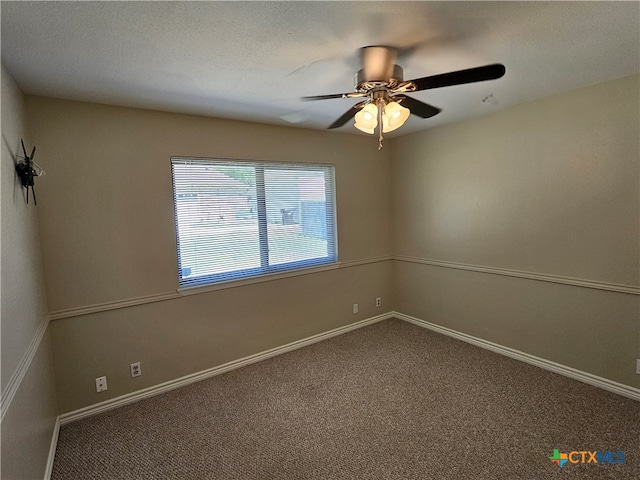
52, 318, 640, 479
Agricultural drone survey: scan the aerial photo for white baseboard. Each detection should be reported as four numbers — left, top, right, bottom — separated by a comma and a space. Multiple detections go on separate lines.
59, 312, 393, 425
44, 416, 60, 480
394, 311, 640, 402
48, 310, 638, 476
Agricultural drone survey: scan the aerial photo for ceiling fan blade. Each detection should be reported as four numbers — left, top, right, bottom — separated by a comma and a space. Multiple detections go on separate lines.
409, 64, 506, 92
394, 95, 441, 119
304, 93, 348, 101
328, 104, 364, 129
303, 92, 367, 101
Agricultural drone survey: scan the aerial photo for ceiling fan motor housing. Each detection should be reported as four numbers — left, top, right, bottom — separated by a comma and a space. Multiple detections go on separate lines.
355, 65, 405, 91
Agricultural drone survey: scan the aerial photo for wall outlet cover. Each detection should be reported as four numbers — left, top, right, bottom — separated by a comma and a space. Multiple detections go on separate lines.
131, 362, 141, 377
95, 376, 107, 393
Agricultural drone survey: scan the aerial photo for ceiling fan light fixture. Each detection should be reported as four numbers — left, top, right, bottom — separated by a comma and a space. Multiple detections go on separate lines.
354, 103, 378, 134
382, 101, 410, 133
305, 44, 506, 149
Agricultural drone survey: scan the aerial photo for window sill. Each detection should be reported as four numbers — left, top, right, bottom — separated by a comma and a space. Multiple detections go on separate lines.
177, 261, 342, 296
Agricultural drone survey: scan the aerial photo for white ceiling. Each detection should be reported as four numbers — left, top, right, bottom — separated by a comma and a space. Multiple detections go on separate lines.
2, 1, 639, 136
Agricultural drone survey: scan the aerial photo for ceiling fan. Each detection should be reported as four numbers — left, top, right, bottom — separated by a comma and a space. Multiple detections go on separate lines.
303, 46, 506, 149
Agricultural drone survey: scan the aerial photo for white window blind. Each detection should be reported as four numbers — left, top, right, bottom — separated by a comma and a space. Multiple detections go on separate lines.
171, 158, 337, 288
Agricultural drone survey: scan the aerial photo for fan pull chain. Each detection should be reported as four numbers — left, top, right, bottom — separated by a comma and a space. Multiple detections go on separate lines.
377, 101, 384, 150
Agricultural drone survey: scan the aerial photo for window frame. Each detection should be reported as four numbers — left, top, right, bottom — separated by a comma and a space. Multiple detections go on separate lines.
171, 157, 339, 290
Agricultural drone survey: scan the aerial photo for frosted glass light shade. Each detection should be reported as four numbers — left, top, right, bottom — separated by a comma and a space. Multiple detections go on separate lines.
354, 103, 378, 134
382, 102, 410, 133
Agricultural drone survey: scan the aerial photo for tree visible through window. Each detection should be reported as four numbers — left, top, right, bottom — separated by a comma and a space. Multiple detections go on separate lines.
171, 158, 337, 288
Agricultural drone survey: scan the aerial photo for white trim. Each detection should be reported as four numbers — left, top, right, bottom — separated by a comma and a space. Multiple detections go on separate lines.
46, 256, 635, 322
48, 257, 392, 321
1, 316, 50, 422
178, 256, 392, 296
341, 256, 392, 268
394, 312, 640, 402
393, 256, 640, 295
43, 416, 60, 480
55, 309, 638, 428
178, 262, 343, 296
48, 292, 181, 321
59, 312, 394, 424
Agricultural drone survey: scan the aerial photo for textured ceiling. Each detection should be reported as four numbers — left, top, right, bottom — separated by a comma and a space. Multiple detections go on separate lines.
2, 1, 639, 136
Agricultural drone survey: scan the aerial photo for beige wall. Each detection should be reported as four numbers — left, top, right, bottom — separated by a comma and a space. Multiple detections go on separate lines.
18, 73, 640, 417
51, 261, 391, 412
1, 65, 58, 479
391, 74, 640, 388
25, 97, 393, 412
26, 98, 392, 311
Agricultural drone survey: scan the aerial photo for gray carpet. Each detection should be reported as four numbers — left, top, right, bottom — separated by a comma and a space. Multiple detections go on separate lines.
52, 318, 640, 479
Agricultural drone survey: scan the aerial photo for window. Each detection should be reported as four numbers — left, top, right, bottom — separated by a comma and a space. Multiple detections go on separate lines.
171, 158, 337, 288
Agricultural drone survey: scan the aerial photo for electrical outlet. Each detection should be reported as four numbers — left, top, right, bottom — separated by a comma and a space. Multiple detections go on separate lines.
130, 362, 141, 378
636, 359, 640, 375
352, 303, 359, 314
376, 297, 382, 307
95, 376, 107, 393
